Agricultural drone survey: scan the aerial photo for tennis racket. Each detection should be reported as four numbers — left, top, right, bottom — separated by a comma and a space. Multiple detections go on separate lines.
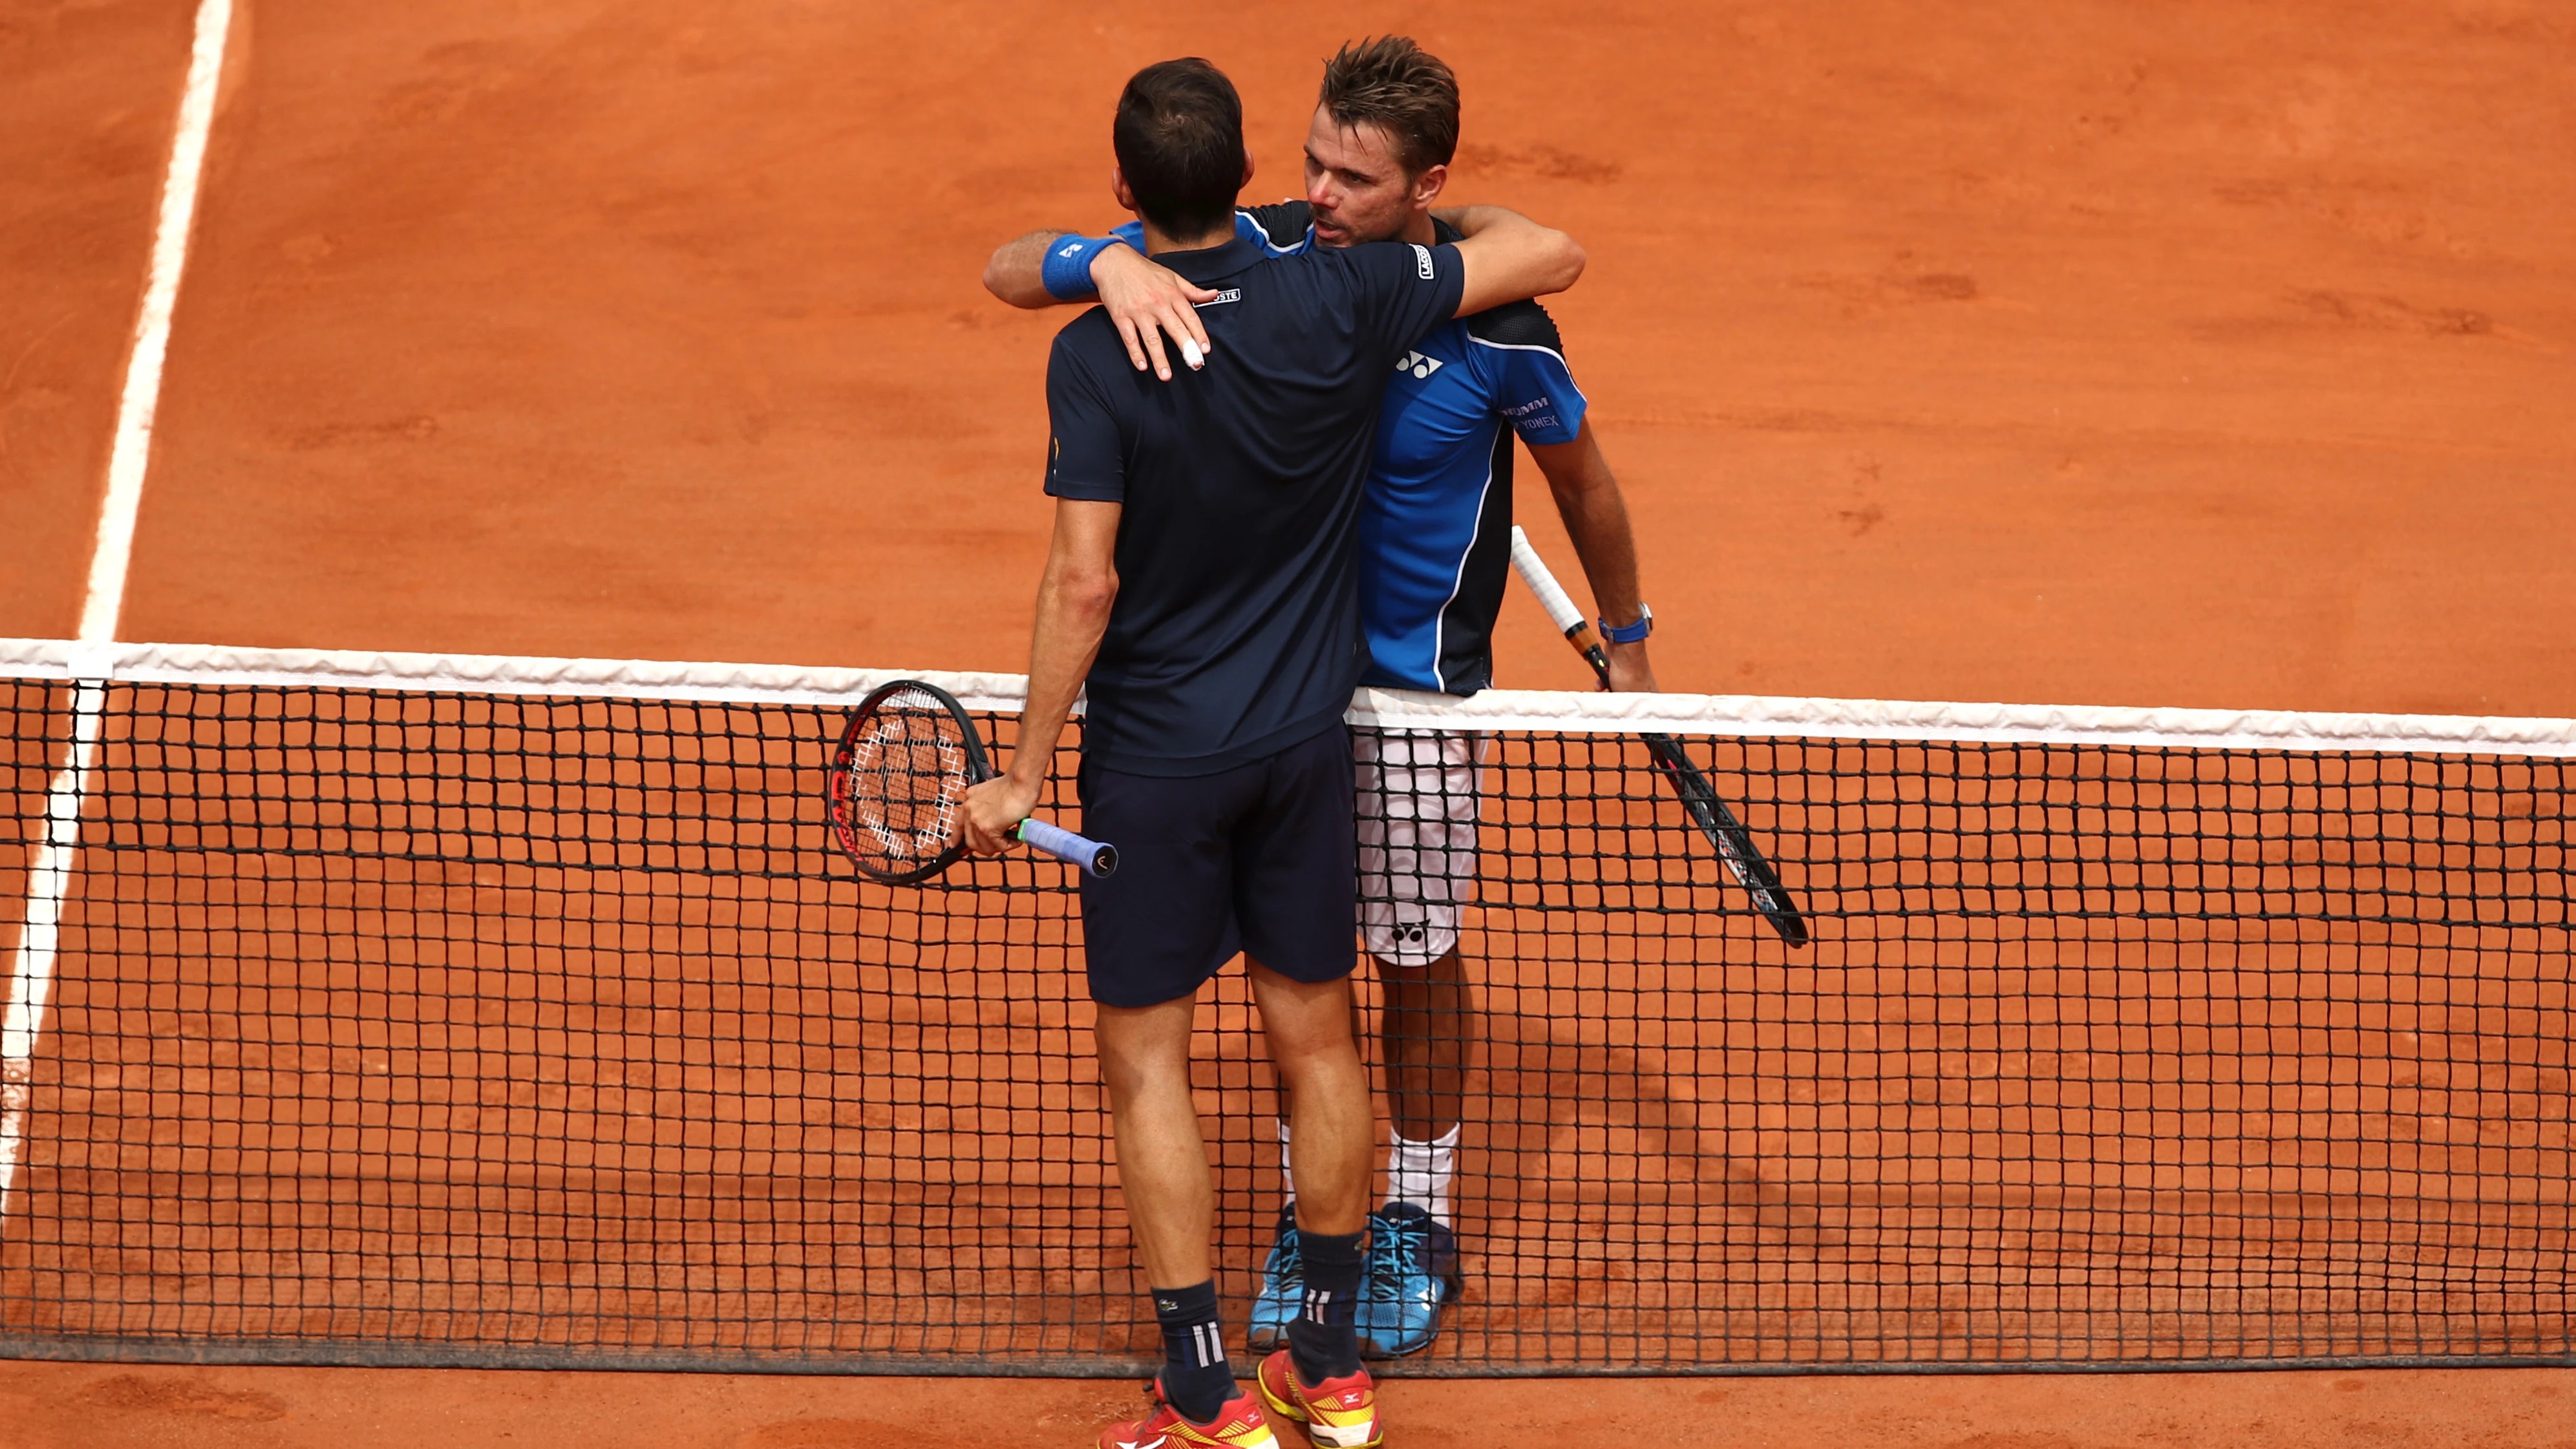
1507, 527, 1809, 946
825, 679, 1117, 883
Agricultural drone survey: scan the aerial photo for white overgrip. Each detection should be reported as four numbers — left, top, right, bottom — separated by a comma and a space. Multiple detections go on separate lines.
1508, 525, 1586, 637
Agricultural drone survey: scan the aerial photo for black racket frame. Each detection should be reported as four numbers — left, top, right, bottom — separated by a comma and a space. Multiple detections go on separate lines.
825, 678, 993, 885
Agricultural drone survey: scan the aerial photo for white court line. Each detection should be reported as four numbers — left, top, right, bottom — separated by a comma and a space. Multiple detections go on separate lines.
76, 0, 235, 645
1, 0, 235, 1226
0, 683, 105, 1224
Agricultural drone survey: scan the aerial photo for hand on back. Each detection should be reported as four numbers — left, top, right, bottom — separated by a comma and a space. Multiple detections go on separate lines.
1092, 245, 1220, 381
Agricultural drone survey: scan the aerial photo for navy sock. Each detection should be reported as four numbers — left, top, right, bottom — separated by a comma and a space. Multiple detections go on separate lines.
1151, 1279, 1233, 1423
1286, 1227, 1363, 1383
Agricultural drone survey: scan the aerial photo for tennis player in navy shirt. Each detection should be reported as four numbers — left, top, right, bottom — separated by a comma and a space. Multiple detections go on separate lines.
961, 57, 1581, 1449
982, 39, 1657, 1368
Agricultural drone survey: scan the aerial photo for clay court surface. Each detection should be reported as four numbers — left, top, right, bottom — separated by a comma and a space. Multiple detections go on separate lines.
5, 0, 2575, 1444
1, 1359, 2573, 1449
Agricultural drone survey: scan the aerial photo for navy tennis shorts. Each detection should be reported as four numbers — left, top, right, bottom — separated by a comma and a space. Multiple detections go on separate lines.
1076, 722, 1358, 1008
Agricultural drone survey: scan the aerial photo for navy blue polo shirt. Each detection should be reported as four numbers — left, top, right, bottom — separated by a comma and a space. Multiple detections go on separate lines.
1114, 206, 1589, 696
1043, 234, 1467, 776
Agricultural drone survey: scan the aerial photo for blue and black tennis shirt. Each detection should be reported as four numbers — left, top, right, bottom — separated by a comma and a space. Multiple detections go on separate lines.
1114, 202, 1592, 696
1043, 232, 1467, 776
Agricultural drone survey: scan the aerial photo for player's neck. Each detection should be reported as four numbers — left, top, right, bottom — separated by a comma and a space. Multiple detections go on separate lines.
1138, 215, 1237, 256
1396, 211, 1438, 247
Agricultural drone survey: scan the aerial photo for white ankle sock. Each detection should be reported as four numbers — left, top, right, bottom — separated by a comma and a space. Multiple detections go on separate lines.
1385, 1126, 1460, 1225
1275, 1117, 1295, 1208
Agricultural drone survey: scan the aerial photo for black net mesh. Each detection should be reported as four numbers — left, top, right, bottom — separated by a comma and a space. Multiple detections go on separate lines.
0, 673, 2569, 1374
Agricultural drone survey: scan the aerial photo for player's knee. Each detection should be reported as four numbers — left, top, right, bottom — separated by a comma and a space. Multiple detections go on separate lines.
1096, 1038, 1183, 1092
1267, 1033, 1365, 1100
1246, 968, 1356, 1055
1091, 1025, 1195, 1101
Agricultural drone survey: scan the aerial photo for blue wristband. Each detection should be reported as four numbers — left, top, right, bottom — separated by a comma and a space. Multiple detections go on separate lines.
1040, 234, 1113, 301
1599, 603, 1654, 644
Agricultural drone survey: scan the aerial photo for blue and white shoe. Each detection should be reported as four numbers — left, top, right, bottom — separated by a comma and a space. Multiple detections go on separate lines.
1355, 1203, 1463, 1358
1247, 1206, 1302, 1351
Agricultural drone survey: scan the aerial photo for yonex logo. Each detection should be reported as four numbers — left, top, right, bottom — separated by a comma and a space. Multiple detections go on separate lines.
1056, 240, 1083, 258
1396, 351, 1443, 380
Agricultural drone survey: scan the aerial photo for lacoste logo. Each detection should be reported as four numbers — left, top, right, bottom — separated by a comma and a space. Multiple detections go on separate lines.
1194, 288, 1242, 307
1410, 242, 1434, 279
1396, 351, 1443, 379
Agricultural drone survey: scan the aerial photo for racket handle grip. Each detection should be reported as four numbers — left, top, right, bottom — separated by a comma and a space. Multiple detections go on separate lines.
1014, 816, 1119, 878
1509, 526, 1613, 687
1509, 526, 1588, 636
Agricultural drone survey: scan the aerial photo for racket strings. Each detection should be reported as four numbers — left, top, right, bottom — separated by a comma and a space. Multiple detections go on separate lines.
838, 690, 972, 869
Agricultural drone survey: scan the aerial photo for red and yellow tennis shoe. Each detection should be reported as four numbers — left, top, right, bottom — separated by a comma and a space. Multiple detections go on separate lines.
1098, 1377, 1281, 1449
1254, 1349, 1382, 1449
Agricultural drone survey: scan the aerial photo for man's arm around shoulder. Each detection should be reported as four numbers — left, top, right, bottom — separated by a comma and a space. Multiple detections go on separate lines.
985, 229, 1218, 381
985, 229, 1078, 309
1449, 211, 1585, 316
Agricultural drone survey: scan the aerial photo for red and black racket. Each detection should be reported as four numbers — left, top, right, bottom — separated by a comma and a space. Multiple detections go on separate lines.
825, 679, 1116, 883
1508, 529, 1809, 946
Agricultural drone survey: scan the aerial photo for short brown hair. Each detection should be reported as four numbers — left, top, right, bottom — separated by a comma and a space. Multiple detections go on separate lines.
1317, 36, 1459, 176
1114, 58, 1247, 237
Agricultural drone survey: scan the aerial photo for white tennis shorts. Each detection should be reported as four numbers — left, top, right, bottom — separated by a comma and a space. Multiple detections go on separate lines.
1354, 728, 1485, 969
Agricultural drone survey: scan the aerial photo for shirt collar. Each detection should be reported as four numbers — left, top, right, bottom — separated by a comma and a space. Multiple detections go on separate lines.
1150, 236, 1265, 284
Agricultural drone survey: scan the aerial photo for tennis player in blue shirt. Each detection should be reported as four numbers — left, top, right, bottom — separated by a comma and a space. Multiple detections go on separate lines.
985, 38, 1659, 1363
964, 56, 1583, 1449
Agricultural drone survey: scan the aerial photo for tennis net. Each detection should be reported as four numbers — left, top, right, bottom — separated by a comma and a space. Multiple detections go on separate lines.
1, 638, 2570, 1375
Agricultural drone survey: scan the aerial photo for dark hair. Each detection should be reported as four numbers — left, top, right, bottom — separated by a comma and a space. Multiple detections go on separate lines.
1113, 58, 1246, 238
1318, 36, 1459, 176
